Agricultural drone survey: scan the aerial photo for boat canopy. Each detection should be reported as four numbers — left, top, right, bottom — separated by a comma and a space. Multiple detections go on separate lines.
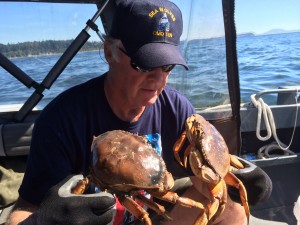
0, 0, 241, 154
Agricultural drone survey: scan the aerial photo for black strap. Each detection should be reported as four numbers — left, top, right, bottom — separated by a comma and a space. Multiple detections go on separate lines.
221, 0, 242, 155
0, 53, 38, 89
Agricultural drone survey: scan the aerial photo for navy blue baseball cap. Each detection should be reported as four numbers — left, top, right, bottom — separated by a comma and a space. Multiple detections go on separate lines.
109, 0, 188, 70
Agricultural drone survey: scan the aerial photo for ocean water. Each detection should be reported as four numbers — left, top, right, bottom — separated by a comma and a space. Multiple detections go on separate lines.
0, 32, 299, 109
238, 32, 300, 104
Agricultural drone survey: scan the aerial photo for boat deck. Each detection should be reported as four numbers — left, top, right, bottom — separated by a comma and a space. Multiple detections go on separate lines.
249, 204, 297, 225
248, 155, 300, 225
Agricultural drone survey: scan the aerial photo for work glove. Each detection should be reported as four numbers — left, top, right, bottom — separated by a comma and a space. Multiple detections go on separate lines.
228, 157, 273, 206
38, 174, 116, 225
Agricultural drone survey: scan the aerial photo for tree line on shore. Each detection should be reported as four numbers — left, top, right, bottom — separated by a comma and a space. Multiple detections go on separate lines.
0, 40, 101, 58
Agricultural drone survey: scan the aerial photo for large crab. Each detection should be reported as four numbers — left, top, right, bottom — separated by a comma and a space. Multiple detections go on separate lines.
173, 114, 250, 225
72, 130, 209, 225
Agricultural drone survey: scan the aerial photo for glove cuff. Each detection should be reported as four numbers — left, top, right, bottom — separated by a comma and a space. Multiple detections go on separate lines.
229, 157, 272, 206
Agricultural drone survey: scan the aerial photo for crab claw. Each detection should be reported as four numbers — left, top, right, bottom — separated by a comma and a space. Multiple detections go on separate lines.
173, 130, 188, 167
224, 172, 250, 224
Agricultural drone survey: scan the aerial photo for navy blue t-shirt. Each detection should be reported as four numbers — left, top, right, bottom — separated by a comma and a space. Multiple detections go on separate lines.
19, 73, 195, 204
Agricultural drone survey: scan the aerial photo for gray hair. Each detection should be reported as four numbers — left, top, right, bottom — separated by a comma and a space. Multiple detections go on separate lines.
105, 36, 123, 63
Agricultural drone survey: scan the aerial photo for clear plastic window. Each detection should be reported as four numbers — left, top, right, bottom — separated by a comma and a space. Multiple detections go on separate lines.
235, 0, 300, 105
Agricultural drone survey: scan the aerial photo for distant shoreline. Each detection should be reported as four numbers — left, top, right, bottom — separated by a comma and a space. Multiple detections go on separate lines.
8, 49, 100, 59
0, 40, 101, 58
2, 31, 299, 58
237, 30, 300, 37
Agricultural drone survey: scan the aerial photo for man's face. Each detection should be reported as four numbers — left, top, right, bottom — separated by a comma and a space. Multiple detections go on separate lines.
110, 46, 171, 108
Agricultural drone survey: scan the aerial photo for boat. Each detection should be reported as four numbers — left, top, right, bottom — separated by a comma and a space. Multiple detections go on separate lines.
0, 0, 299, 224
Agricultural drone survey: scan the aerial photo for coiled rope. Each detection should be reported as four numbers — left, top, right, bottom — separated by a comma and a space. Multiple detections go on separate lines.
251, 89, 299, 158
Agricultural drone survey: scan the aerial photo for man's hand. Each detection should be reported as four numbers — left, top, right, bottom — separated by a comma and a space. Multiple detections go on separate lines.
228, 157, 273, 206
38, 175, 116, 225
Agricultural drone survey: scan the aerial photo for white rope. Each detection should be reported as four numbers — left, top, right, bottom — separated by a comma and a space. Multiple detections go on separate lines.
251, 88, 299, 151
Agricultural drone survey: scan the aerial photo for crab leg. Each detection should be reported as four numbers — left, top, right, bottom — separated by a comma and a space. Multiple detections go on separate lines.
192, 209, 209, 225
209, 179, 227, 221
224, 172, 250, 224
148, 190, 207, 211
71, 177, 91, 194
118, 195, 152, 225
190, 180, 224, 225
230, 155, 245, 169
133, 192, 172, 220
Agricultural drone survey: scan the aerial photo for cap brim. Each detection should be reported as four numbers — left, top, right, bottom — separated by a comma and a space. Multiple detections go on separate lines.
130, 43, 189, 70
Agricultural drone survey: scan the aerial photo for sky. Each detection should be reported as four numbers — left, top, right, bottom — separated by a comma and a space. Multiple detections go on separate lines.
234, 0, 300, 34
0, 0, 299, 44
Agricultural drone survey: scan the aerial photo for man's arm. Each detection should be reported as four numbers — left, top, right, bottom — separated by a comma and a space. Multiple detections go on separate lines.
6, 197, 39, 225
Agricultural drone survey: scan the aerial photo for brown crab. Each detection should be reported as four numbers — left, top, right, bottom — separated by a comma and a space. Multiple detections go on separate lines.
72, 130, 208, 225
173, 114, 250, 225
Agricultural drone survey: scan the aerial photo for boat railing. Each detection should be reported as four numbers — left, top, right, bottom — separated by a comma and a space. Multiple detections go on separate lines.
250, 86, 300, 106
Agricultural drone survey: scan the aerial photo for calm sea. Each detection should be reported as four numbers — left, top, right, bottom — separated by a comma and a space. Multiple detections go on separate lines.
0, 32, 299, 109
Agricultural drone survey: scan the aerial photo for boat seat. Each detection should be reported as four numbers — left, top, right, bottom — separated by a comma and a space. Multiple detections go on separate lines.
0, 122, 33, 156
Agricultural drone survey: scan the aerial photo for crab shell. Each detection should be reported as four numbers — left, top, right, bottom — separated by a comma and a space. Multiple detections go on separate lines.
188, 114, 231, 179
91, 130, 174, 193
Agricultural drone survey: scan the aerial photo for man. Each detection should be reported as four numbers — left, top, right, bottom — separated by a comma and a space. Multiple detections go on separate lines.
7, 0, 265, 224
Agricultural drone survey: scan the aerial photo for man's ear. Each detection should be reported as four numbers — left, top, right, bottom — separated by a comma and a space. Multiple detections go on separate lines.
104, 40, 113, 63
